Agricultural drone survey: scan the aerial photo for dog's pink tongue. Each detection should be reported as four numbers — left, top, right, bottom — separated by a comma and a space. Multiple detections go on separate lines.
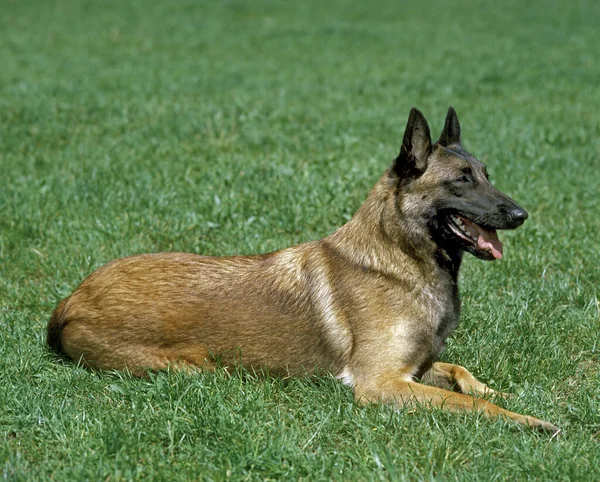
476, 226, 503, 259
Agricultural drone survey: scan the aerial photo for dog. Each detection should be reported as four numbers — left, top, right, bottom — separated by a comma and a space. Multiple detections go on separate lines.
47, 107, 559, 434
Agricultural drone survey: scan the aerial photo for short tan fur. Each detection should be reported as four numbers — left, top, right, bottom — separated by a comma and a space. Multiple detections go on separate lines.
48, 107, 559, 434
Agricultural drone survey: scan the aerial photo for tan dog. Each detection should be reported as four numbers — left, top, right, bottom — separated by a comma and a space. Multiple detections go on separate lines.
48, 107, 559, 434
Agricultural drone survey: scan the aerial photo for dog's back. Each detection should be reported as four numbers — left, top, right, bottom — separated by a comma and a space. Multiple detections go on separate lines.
49, 249, 352, 376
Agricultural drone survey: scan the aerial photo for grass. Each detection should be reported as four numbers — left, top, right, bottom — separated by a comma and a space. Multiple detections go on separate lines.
1, 0, 599, 479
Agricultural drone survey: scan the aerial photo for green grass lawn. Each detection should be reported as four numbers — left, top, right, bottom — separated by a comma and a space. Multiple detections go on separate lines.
2, 0, 599, 479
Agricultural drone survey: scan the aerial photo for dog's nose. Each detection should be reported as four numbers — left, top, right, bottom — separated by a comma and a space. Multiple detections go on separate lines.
509, 207, 528, 225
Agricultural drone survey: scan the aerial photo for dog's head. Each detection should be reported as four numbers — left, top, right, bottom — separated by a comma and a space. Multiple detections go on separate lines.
392, 107, 528, 261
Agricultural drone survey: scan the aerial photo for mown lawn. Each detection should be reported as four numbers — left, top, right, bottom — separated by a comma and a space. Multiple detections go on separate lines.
1, 0, 599, 480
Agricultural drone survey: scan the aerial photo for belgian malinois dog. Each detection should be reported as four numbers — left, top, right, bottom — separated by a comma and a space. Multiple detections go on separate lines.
47, 107, 559, 433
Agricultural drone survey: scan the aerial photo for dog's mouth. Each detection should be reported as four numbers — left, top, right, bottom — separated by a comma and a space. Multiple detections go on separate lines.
447, 214, 503, 260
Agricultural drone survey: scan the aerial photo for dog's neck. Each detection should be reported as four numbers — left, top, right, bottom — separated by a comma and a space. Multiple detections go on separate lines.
435, 246, 463, 283
326, 171, 462, 285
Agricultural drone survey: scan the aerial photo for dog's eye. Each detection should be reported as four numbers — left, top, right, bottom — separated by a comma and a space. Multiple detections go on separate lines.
456, 176, 470, 183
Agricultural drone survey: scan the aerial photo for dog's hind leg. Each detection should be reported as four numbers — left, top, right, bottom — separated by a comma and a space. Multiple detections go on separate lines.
354, 375, 559, 434
420, 362, 505, 397
60, 321, 215, 376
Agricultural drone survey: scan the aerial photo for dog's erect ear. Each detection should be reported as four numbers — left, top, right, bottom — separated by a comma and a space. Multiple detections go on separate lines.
393, 108, 431, 180
437, 106, 461, 146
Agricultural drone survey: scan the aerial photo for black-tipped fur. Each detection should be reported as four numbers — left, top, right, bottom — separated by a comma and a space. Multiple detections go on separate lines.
47, 298, 68, 354
438, 106, 461, 146
393, 107, 432, 182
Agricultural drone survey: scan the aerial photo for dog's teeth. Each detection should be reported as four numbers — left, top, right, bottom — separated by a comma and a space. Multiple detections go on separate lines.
452, 215, 464, 227
451, 214, 477, 241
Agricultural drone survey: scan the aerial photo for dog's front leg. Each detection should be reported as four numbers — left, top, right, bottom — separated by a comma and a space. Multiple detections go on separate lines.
420, 362, 502, 397
354, 375, 559, 434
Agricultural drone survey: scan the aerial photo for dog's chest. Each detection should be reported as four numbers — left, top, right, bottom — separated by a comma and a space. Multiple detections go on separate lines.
385, 276, 460, 365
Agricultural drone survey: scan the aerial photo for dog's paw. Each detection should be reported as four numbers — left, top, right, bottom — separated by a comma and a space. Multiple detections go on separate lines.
492, 390, 515, 400
531, 418, 562, 437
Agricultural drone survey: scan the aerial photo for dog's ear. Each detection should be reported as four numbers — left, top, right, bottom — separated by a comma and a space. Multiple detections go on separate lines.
393, 108, 431, 181
437, 106, 461, 146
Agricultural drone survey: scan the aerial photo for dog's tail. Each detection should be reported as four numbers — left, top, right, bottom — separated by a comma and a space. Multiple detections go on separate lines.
47, 298, 70, 354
